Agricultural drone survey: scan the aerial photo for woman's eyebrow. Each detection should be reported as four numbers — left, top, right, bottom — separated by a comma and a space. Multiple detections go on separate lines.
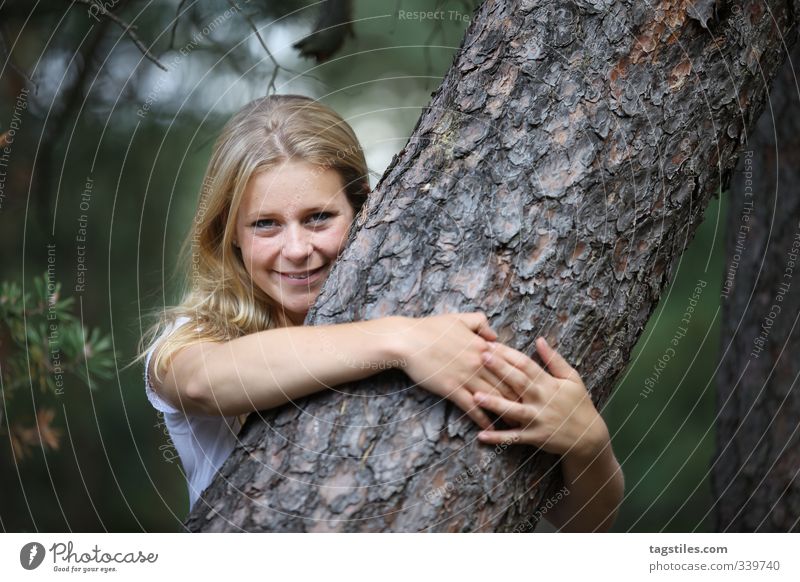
303, 205, 335, 214
247, 210, 280, 221
247, 205, 333, 221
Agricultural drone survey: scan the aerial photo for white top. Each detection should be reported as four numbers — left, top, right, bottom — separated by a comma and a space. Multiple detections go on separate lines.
144, 316, 243, 511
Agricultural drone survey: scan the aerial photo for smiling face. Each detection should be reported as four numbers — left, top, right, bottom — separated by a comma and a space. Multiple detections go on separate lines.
234, 159, 356, 325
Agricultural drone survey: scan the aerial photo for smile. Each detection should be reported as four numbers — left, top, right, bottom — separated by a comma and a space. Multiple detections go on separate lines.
275, 264, 327, 285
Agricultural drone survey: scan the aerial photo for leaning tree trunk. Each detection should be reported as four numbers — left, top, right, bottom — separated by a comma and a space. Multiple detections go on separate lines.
186, 0, 798, 531
712, 42, 800, 532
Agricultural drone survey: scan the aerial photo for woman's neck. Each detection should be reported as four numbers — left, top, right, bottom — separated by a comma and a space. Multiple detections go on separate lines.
280, 311, 306, 327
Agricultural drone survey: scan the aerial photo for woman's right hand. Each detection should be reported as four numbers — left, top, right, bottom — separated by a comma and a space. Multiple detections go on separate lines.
389, 312, 516, 429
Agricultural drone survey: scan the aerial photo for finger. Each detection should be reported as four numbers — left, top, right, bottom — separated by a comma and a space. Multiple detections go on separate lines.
461, 312, 497, 341
476, 325, 498, 341
483, 346, 535, 400
491, 341, 550, 383
473, 392, 533, 425
468, 376, 508, 401
476, 429, 522, 446
477, 363, 519, 401
450, 389, 494, 430
459, 311, 486, 332
536, 337, 578, 380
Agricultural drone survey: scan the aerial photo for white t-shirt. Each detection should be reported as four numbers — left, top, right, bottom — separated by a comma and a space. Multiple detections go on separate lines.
144, 317, 243, 511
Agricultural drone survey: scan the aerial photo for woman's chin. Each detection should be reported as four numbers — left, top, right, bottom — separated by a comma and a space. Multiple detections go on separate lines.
254, 278, 326, 323
282, 297, 317, 319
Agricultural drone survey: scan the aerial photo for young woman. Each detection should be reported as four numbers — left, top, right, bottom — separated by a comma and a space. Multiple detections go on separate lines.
140, 95, 624, 531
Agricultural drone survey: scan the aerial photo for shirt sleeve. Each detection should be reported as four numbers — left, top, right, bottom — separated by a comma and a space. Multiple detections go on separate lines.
143, 317, 192, 415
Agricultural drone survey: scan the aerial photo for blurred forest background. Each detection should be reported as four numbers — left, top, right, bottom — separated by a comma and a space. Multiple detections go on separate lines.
1, 0, 726, 531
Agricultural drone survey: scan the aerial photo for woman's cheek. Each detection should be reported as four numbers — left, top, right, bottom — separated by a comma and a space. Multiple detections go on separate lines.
327, 221, 352, 252
239, 245, 270, 279
248, 237, 279, 263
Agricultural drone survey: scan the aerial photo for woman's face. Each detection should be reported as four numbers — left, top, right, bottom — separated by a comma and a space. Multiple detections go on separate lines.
234, 159, 356, 325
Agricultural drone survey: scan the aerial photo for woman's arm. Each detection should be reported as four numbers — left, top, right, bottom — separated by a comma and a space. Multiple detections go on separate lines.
152, 312, 503, 426
542, 437, 624, 532
471, 337, 625, 532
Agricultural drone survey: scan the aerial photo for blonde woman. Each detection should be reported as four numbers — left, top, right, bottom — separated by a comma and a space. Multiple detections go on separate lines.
141, 95, 624, 531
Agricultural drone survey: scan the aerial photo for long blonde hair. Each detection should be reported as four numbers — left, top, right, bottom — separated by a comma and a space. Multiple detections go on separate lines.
138, 95, 370, 384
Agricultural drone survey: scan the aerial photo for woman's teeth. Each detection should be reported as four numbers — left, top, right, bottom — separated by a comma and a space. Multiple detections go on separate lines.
282, 265, 324, 280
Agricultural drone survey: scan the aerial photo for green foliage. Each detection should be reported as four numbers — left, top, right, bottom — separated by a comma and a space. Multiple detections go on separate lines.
0, 273, 113, 457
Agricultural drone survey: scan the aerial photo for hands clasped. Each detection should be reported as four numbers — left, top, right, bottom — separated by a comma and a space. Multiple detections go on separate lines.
473, 337, 610, 461
397, 313, 610, 461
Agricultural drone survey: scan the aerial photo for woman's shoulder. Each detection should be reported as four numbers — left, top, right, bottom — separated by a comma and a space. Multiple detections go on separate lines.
154, 315, 197, 343
143, 315, 197, 415
173, 316, 194, 335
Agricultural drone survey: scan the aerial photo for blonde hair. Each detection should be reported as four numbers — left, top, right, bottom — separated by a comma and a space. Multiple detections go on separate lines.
137, 95, 370, 385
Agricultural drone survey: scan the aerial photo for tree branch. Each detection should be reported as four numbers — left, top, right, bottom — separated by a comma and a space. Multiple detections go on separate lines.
292, 0, 354, 63
168, 0, 191, 51
0, 25, 35, 87
68, 0, 167, 70
227, 0, 325, 96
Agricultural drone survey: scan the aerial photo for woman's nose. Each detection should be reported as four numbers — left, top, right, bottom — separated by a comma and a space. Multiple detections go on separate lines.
281, 224, 312, 261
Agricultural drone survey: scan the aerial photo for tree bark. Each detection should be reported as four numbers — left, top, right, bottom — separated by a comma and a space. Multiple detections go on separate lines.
186, 0, 799, 532
712, 42, 800, 532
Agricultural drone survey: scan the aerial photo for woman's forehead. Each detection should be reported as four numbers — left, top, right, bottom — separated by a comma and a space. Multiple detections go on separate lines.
239, 161, 347, 218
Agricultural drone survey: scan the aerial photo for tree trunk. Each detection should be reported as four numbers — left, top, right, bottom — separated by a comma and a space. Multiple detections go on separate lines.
712, 42, 800, 532
186, 0, 798, 532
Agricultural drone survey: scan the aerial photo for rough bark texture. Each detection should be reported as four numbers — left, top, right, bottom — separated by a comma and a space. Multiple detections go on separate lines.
712, 42, 800, 532
186, 0, 798, 531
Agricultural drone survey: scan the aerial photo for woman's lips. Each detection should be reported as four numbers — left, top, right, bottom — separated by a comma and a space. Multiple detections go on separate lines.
275, 264, 327, 286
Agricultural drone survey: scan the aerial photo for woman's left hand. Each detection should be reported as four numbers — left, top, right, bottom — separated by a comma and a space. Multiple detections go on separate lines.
472, 337, 610, 462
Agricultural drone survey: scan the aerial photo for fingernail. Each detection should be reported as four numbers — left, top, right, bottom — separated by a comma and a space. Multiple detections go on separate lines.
482, 351, 492, 364
475, 393, 486, 403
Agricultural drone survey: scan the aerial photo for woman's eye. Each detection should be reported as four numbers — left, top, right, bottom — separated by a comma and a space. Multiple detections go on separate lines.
252, 213, 332, 230
307, 212, 332, 223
